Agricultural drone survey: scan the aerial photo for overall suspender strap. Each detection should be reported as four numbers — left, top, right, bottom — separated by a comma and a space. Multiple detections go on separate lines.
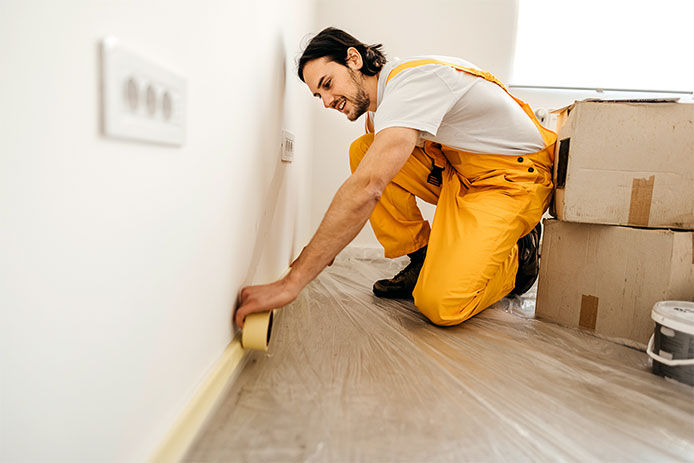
386, 59, 509, 92
385, 59, 557, 149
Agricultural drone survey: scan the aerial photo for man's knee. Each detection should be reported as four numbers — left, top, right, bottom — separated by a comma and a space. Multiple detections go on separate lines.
349, 133, 375, 173
413, 286, 480, 327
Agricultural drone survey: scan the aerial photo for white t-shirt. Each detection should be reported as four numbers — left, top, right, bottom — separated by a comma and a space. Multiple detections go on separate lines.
369, 56, 545, 156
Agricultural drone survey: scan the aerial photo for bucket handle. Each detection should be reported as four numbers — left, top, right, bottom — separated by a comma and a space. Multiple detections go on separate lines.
647, 335, 694, 367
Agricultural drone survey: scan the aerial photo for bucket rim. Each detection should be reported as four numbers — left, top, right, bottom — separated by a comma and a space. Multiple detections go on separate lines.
651, 301, 694, 336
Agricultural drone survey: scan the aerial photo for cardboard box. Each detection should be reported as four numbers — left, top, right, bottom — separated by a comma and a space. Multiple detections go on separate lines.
552, 99, 694, 229
536, 219, 694, 348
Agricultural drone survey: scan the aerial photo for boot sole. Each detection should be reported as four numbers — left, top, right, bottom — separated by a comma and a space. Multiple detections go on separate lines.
372, 286, 414, 300
510, 222, 542, 296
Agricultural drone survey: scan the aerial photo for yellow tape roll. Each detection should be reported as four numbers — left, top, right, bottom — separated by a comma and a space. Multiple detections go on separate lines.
241, 310, 274, 351
240, 267, 289, 351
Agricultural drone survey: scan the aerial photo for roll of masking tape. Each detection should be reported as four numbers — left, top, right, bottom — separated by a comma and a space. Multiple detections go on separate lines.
240, 267, 290, 351
241, 310, 274, 351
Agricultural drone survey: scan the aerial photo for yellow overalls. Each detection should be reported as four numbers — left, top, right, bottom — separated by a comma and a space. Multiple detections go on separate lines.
350, 59, 556, 326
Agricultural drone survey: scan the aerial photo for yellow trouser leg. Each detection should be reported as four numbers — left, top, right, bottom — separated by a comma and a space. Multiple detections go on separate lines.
413, 147, 554, 326
349, 132, 553, 326
349, 133, 441, 258
364, 56, 558, 325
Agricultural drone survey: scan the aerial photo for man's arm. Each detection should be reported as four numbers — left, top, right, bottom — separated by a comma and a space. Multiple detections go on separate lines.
234, 126, 419, 328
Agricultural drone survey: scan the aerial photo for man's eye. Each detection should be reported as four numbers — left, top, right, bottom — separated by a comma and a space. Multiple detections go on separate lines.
324, 81, 331, 89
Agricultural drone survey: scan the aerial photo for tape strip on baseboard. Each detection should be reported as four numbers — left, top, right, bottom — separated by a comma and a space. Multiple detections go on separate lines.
627, 175, 655, 227
579, 294, 599, 331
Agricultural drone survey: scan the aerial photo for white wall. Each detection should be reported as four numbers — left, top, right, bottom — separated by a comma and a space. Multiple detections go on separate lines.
0, 0, 315, 461
310, 0, 520, 250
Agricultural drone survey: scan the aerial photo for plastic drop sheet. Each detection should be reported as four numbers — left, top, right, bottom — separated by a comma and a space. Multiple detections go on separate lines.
186, 249, 694, 462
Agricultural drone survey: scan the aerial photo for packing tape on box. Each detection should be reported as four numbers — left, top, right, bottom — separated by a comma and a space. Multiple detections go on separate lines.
627, 175, 654, 227
579, 294, 599, 331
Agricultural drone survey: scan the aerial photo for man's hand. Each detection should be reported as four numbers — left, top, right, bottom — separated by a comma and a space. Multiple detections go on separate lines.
234, 277, 299, 329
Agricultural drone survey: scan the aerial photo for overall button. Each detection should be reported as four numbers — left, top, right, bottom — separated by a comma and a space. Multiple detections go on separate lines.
517, 157, 524, 163
528, 167, 535, 173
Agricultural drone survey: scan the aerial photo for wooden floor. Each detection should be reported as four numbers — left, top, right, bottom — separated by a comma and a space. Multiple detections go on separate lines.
185, 250, 694, 462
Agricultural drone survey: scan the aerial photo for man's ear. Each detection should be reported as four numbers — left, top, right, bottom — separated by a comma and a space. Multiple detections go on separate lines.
345, 47, 363, 71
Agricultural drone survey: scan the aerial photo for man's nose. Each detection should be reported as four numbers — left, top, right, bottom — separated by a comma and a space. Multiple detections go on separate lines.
322, 94, 333, 109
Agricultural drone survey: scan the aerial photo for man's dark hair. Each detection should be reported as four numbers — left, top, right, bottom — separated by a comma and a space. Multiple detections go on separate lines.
298, 27, 387, 82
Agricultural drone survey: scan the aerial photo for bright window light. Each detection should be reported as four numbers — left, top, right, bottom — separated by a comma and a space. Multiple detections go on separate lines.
512, 0, 694, 92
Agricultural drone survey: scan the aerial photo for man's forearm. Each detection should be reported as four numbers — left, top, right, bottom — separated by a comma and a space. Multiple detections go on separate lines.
286, 173, 381, 291
233, 127, 418, 328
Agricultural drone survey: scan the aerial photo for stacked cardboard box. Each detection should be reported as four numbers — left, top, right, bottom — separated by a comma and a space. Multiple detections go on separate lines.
536, 99, 694, 348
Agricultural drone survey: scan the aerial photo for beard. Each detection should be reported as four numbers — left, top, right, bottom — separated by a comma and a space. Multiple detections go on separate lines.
347, 69, 371, 121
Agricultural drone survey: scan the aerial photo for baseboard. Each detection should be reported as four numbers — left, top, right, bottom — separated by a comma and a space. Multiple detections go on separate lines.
150, 335, 247, 463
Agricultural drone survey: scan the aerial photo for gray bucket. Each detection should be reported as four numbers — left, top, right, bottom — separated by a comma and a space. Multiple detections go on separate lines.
647, 301, 694, 386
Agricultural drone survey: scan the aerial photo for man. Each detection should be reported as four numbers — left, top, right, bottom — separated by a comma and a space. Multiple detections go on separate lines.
235, 27, 555, 328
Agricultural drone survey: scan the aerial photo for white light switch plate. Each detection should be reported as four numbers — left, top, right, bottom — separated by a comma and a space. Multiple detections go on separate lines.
100, 37, 186, 146
280, 129, 295, 162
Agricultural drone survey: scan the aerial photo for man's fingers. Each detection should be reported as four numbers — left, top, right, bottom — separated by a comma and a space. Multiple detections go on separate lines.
235, 294, 256, 329
234, 280, 294, 330
234, 308, 243, 329
236, 286, 256, 328
235, 304, 250, 329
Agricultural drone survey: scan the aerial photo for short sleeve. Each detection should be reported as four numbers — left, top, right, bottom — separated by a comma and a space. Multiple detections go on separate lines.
374, 65, 460, 136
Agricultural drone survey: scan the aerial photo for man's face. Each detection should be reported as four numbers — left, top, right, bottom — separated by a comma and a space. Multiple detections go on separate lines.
303, 57, 371, 121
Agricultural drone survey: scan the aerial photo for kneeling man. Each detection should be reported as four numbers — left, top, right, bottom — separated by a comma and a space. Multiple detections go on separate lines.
235, 27, 555, 328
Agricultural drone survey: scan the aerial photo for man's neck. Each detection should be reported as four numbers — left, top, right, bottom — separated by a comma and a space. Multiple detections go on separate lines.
366, 72, 380, 112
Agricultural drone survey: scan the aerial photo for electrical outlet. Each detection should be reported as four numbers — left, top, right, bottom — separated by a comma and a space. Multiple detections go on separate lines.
280, 129, 295, 162
100, 37, 186, 146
